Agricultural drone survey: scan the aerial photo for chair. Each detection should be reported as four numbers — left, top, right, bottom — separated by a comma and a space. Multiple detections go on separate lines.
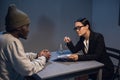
106, 47, 120, 80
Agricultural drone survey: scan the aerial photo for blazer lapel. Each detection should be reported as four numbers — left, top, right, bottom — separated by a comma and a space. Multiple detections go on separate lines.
88, 32, 95, 54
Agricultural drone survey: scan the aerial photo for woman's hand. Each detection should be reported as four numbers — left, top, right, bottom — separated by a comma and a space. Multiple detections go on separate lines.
64, 36, 71, 43
68, 54, 78, 61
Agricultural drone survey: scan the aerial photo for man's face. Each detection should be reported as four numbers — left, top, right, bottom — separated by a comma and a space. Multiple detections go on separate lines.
19, 24, 29, 39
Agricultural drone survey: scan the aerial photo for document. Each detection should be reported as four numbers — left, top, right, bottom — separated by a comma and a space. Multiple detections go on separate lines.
57, 54, 71, 58
52, 54, 75, 62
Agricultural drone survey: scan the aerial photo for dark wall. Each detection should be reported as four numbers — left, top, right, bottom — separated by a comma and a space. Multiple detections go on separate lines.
92, 0, 120, 49
0, 0, 92, 52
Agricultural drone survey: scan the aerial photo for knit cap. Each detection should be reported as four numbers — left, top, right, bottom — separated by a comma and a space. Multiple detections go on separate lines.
5, 4, 30, 30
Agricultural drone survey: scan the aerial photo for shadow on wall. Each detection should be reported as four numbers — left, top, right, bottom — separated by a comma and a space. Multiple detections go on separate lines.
30, 15, 56, 51
0, 22, 5, 32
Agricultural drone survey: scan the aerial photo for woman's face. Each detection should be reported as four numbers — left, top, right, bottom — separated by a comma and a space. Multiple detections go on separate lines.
74, 22, 88, 37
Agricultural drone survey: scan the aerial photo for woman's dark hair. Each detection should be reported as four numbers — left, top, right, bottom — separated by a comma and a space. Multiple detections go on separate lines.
75, 18, 92, 31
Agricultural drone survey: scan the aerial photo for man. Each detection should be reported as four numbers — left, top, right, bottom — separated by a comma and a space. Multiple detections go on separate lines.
0, 4, 51, 80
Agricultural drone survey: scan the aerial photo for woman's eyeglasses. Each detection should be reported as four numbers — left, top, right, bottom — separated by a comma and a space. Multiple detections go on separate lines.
73, 26, 84, 31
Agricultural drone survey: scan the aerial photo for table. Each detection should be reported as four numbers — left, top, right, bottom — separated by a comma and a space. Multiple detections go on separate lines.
34, 50, 104, 80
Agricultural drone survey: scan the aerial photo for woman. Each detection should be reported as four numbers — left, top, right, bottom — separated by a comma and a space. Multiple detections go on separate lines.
64, 18, 114, 80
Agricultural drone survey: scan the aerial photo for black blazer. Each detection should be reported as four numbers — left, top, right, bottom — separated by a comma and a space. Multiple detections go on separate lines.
66, 31, 114, 79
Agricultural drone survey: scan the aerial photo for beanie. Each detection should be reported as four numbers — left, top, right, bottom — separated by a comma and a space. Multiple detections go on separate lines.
5, 4, 30, 31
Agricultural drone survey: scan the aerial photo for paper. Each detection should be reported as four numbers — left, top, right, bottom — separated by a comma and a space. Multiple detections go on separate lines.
57, 54, 71, 58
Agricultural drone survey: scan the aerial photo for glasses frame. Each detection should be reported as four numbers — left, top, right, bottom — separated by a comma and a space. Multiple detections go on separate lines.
73, 26, 84, 31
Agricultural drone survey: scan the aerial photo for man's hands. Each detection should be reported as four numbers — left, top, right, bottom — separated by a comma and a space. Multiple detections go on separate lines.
37, 49, 51, 61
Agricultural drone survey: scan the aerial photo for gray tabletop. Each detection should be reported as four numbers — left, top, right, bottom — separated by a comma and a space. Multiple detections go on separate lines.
36, 50, 104, 80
